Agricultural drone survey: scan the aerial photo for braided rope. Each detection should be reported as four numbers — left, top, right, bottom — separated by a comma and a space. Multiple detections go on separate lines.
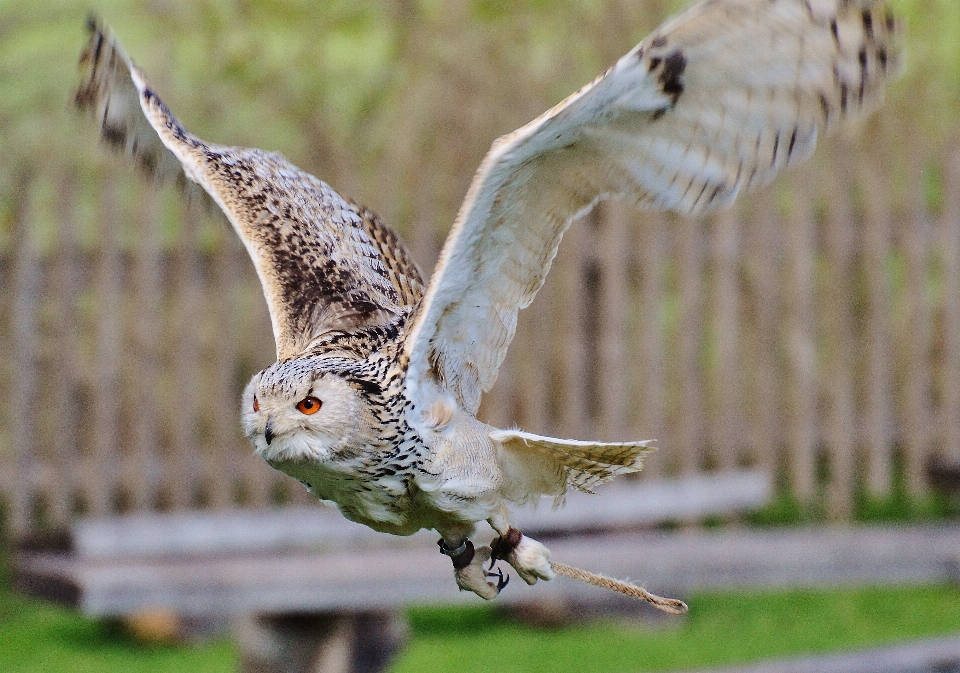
549, 561, 687, 614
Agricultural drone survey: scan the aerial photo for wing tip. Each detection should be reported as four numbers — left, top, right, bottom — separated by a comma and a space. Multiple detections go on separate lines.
74, 18, 204, 196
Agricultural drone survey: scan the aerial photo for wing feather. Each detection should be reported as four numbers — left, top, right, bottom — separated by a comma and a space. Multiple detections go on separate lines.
76, 21, 424, 361
405, 0, 900, 413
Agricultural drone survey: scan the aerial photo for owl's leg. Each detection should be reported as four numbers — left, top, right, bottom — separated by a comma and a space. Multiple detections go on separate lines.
437, 527, 508, 600
488, 510, 555, 585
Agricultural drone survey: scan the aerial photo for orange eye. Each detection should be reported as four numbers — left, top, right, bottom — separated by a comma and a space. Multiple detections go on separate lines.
296, 396, 322, 415
252, 396, 260, 412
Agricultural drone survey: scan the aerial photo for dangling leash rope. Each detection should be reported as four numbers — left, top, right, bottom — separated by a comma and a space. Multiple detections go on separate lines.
549, 561, 687, 614
487, 527, 687, 614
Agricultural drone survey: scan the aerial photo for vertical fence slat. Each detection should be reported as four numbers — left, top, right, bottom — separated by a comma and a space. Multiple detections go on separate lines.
597, 201, 633, 441
784, 171, 818, 502
7, 175, 41, 534
202, 221, 241, 510
676, 216, 705, 476
744, 193, 782, 474
711, 208, 742, 470
636, 211, 668, 478
163, 198, 205, 510
940, 148, 960, 464
87, 180, 124, 518
125, 185, 164, 512
822, 149, 858, 519
556, 212, 592, 439
900, 151, 934, 497
236, 247, 275, 509
861, 154, 895, 498
511, 255, 551, 435
47, 176, 82, 527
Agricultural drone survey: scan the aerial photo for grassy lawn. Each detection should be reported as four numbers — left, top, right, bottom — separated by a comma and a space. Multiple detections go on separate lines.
2, 581, 959, 673
395, 585, 960, 673
0, 587, 234, 673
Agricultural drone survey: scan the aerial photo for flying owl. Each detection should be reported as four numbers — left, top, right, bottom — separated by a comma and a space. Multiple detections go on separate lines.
76, 0, 899, 602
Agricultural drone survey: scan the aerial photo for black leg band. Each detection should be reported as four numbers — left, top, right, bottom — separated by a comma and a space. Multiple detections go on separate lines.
438, 538, 476, 570
490, 527, 523, 561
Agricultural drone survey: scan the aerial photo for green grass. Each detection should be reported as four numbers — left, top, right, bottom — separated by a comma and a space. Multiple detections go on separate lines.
0, 588, 235, 673
395, 585, 960, 673
3, 580, 960, 673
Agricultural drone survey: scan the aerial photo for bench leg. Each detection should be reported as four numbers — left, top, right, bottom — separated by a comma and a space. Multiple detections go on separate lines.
236, 610, 408, 673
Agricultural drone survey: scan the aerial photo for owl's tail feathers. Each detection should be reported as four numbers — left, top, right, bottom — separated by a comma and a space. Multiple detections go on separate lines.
491, 429, 655, 498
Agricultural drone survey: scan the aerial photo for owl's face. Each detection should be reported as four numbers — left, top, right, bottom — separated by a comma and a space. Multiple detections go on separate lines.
241, 361, 366, 464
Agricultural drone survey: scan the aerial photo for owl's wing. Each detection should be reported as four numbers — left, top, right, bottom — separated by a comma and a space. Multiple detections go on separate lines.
76, 21, 424, 361
404, 0, 900, 413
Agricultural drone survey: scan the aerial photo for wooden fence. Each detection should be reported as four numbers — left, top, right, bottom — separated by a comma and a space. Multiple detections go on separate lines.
2, 125, 957, 535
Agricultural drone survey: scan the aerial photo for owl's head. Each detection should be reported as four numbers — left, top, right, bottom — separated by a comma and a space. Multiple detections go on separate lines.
241, 356, 375, 463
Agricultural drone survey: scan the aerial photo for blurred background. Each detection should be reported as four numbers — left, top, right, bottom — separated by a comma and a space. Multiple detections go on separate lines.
2, 0, 960, 671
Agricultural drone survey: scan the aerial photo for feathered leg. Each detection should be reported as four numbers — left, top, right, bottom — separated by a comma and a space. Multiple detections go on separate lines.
487, 510, 555, 584
437, 526, 508, 599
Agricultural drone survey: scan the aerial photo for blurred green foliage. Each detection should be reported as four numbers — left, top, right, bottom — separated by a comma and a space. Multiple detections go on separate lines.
0, 0, 956, 250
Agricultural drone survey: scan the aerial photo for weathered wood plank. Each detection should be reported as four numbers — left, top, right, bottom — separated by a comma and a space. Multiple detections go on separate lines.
514, 470, 772, 533
16, 523, 959, 617
38, 470, 770, 560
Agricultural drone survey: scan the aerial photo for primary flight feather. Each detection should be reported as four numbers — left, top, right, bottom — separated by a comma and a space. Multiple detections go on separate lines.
76, 0, 900, 602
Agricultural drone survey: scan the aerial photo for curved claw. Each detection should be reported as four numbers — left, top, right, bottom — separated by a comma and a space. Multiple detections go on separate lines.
453, 544, 504, 599
487, 567, 510, 591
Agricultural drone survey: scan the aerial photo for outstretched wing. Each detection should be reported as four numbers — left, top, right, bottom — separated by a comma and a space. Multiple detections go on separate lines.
76, 20, 424, 361
405, 0, 900, 413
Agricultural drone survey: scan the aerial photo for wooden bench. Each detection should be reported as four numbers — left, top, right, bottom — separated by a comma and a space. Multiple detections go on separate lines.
13, 469, 772, 673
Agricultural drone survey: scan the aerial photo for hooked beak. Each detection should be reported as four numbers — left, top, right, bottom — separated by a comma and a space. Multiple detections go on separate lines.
264, 417, 275, 445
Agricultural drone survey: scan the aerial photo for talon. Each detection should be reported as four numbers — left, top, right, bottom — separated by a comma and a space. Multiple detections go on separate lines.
487, 567, 510, 591
452, 544, 501, 600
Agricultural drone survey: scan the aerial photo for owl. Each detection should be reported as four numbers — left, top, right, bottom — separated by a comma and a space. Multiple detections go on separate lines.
76, 0, 899, 603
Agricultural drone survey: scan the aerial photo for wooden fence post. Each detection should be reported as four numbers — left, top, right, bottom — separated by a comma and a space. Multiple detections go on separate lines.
783, 171, 818, 504
861, 152, 895, 499
7, 172, 41, 534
